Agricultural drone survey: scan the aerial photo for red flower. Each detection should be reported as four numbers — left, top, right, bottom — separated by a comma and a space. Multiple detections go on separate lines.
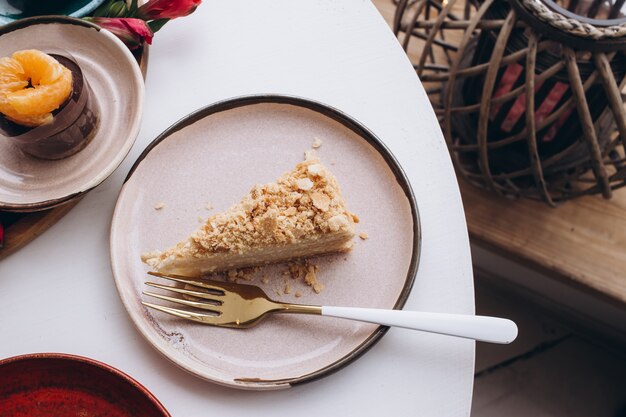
87, 17, 153, 50
136, 0, 201, 20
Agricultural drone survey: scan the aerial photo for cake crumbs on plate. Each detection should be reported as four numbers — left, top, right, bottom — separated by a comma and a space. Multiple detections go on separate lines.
284, 260, 324, 293
154, 202, 165, 210
303, 262, 323, 293
226, 269, 238, 282
205, 203, 213, 211
284, 283, 292, 295
261, 275, 269, 284
239, 267, 255, 281
312, 137, 323, 148
226, 267, 257, 282
294, 290, 303, 298
359, 232, 368, 240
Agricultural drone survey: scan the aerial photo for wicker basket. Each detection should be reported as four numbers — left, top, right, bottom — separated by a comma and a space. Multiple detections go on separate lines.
394, 0, 626, 205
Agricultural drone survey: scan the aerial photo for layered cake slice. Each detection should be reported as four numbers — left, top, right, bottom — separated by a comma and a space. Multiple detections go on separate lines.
143, 153, 357, 275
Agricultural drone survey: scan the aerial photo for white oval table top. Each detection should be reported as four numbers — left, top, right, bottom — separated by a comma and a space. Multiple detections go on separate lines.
0, 1, 475, 416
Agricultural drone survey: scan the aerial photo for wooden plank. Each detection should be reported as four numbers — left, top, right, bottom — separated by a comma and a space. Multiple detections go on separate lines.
460, 178, 626, 305
0, 199, 81, 261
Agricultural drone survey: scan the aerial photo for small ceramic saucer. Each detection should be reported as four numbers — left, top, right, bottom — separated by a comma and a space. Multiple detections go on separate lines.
0, 0, 106, 24
0, 16, 144, 212
0, 353, 171, 417
111, 95, 420, 390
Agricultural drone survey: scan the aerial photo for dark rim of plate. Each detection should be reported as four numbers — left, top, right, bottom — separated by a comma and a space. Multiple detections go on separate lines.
121, 93, 421, 389
0, 352, 171, 416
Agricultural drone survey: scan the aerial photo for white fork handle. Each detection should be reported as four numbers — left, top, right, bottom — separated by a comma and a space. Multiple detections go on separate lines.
321, 306, 518, 344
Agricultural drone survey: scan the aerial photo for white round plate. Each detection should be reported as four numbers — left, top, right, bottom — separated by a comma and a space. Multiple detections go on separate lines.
0, 16, 144, 211
110, 95, 419, 390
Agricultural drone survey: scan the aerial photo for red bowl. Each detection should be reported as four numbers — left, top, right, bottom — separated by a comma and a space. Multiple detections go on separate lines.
0, 353, 170, 417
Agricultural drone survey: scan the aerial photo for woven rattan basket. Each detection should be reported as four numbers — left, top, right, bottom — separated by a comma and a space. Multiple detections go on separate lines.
394, 0, 626, 205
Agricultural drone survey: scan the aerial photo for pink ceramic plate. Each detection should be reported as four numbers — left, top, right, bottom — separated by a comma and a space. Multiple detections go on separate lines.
0, 17, 144, 211
110, 95, 420, 390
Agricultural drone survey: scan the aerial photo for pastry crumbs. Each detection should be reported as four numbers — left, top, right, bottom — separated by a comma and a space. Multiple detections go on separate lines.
225, 267, 256, 282
154, 202, 165, 210
227, 270, 238, 282
286, 260, 324, 294
187, 154, 355, 255
303, 263, 323, 293
359, 232, 368, 240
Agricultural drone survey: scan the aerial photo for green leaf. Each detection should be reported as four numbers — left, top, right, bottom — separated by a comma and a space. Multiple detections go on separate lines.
129, 0, 139, 14
91, 0, 132, 17
109, 2, 129, 17
92, 0, 117, 17
148, 18, 170, 33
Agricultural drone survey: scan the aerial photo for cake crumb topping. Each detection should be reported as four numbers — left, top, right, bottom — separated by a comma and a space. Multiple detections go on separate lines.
296, 178, 314, 191
311, 192, 330, 211
186, 155, 355, 255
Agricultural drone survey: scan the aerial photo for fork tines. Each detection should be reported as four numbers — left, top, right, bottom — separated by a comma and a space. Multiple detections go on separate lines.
142, 271, 226, 319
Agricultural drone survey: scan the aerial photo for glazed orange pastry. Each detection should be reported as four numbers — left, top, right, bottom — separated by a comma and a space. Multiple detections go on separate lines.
0, 50, 72, 127
0, 49, 98, 160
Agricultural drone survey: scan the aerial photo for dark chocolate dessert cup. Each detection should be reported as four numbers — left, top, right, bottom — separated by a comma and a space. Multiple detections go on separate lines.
0, 54, 99, 160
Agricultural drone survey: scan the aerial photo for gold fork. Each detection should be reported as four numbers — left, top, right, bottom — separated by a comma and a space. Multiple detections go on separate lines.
142, 271, 518, 344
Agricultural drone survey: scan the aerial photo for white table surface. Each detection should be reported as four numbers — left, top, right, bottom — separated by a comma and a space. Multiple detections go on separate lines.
0, 1, 475, 415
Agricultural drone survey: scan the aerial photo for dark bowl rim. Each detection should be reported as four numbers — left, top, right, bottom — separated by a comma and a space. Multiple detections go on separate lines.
0, 352, 171, 416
